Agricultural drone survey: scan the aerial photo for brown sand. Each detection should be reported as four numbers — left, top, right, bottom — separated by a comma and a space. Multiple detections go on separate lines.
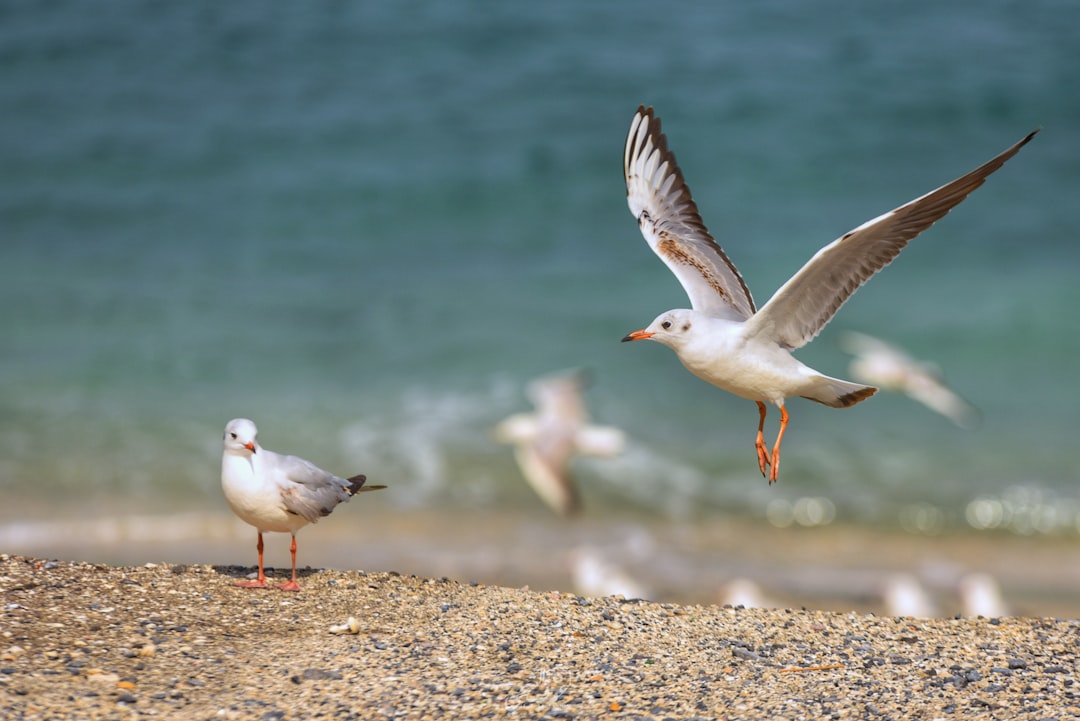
2, 554, 1078, 720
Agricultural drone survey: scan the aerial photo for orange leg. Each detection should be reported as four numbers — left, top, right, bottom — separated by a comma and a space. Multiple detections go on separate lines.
754, 402, 771, 477
234, 531, 269, 589
768, 405, 790, 485
275, 534, 302, 592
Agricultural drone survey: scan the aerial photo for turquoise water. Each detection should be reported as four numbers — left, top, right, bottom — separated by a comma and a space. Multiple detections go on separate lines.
2, 1, 1079, 534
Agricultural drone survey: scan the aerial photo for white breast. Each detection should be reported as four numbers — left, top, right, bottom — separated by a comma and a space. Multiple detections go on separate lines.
221, 454, 306, 534
676, 318, 812, 404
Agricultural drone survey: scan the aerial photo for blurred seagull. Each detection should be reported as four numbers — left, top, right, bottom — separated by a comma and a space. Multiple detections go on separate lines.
958, 572, 1010, 618
221, 418, 385, 591
840, 331, 979, 429
495, 370, 625, 517
882, 573, 939, 618
568, 546, 652, 600
620, 105, 1035, 482
718, 577, 783, 610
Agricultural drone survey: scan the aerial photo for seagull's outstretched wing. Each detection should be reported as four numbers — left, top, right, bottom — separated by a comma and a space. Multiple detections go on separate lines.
747, 130, 1038, 350
625, 105, 756, 321
514, 432, 581, 518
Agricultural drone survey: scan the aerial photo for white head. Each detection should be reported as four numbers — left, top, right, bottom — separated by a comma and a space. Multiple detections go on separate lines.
223, 418, 259, 456
621, 309, 698, 350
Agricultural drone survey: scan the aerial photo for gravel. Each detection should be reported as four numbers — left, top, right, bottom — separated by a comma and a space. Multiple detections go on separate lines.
1, 554, 1078, 720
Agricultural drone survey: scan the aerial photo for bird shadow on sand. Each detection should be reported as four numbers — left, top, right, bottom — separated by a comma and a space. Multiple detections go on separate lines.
213, 564, 324, 588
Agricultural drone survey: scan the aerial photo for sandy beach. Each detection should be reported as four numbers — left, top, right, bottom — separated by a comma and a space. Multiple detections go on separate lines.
2, 553, 1078, 720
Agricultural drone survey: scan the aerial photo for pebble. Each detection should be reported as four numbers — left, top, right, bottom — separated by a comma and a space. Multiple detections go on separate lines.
328, 616, 361, 635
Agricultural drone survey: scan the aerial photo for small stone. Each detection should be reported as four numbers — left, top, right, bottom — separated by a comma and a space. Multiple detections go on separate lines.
86, 671, 120, 685
732, 648, 763, 662
329, 617, 361, 635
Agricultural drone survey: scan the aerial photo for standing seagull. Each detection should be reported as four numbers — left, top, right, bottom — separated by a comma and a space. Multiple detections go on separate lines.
620, 105, 1036, 482
495, 369, 625, 516
221, 418, 385, 591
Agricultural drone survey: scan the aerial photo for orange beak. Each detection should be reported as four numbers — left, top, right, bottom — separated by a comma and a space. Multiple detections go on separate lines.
621, 329, 654, 342
244, 442, 256, 453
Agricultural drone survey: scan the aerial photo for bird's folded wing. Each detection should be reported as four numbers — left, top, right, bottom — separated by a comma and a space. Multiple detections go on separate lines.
275, 453, 349, 523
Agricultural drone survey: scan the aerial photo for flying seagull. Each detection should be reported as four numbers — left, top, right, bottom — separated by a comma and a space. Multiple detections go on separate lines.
621, 105, 1035, 482
840, 331, 979, 429
495, 369, 625, 516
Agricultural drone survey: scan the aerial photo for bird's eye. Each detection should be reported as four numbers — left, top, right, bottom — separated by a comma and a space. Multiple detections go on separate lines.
661, 321, 671, 330
229, 432, 237, 440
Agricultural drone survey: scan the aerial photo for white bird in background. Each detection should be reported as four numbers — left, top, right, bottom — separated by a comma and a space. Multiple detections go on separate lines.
718, 578, 783, 610
882, 573, 939, 619
221, 418, 385, 592
840, 331, 979, 429
620, 105, 1036, 483
958, 572, 1010, 618
568, 547, 652, 600
494, 369, 626, 517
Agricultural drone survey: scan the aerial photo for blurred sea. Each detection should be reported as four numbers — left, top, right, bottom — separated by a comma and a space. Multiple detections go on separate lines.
2, 1, 1079, 612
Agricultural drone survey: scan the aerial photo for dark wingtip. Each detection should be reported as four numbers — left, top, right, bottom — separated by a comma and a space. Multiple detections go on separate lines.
838, 386, 878, 408
346, 474, 367, 494
1012, 128, 1040, 152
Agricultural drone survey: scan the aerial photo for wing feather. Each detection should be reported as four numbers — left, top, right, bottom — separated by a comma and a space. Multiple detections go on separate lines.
747, 130, 1038, 349
272, 452, 352, 524
624, 106, 756, 320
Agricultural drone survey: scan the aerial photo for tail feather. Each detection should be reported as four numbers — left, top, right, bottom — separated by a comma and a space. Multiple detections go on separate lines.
800, 376, 877, 408
346, 474, 387, 495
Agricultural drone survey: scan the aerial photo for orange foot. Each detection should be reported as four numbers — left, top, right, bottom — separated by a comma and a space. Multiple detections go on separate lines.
234, 579, 269, 589
755, 438, 771, 477
275, 580, 302, 592
753, 402, 771, 478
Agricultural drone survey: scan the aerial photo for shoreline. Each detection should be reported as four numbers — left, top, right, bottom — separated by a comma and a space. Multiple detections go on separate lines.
2, 554, 1078, 719
3, 508, 1080, 618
